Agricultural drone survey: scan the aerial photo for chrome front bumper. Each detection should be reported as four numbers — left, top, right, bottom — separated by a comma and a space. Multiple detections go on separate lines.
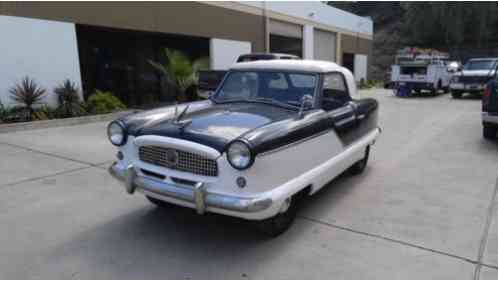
108, 162, 272, 215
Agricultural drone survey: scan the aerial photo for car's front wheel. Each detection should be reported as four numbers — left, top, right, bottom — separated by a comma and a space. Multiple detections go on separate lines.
256, 188, 311, 237
348, 145, 370, 175
483, 126, 498, 140
256, 197, 298, 237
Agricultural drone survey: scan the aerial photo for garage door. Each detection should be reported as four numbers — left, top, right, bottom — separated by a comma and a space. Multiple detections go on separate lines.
314, 29, 336, 62
269, 19, 303, 57
269, 19, 302, 39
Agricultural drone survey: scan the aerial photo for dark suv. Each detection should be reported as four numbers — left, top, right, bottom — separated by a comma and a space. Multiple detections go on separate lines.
482, 77, 498, 139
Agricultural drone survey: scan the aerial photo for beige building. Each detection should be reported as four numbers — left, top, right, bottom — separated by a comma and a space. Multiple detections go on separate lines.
0, 1, 373, 107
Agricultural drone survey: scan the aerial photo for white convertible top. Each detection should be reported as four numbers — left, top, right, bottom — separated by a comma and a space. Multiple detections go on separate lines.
231, 59, 359, 98
231, 59, 344, 73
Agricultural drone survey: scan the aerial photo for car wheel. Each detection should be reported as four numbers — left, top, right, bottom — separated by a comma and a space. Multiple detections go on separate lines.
256, 195, 302, 237
483, 126, 498, 140
451, 91, 462, 99
348, 145, 370, 175
146, 196, 173, 208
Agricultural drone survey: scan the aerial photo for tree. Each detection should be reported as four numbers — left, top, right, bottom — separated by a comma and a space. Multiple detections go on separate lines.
149, 48, 209, 102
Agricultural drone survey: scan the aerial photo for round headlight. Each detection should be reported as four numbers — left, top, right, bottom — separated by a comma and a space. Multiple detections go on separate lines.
227, 141, 253, 170
107, 121, 127, 146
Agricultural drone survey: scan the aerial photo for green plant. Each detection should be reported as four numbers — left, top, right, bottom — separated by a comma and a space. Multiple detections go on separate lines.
358, 79, 381, 89
9, 77, 47, 121
86, 90, 126, 114
149, 48, 209, 102
54, 79, 86, 118
33, 105, 58, 121
0, 101, 15, 123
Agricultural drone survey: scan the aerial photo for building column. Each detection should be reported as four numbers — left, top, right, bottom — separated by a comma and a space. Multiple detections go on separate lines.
303, 24, 313, 60
336, 33, 342, 65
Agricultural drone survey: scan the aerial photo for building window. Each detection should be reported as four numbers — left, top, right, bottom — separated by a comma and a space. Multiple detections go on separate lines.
76, 25, 209, 108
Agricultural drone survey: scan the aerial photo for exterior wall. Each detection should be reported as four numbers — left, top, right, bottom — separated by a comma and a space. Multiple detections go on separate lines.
0, 2, 266, 52
354, 54, 368, 82
341, 33, 372, 55
341, 33, 373, 80
303, 25, 314, 60
0, 15, 82, 107
210, 38, 252, 70
241, 1, 372, 38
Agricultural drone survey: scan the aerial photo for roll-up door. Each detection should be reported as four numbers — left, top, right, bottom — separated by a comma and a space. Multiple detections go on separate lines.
269, 19, 302, 39
314, 29, 336, 62
269, 19, 303, 57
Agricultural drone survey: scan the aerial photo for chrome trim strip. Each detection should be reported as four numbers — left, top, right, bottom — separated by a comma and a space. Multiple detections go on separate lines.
335, 115, 355, 127
257, 128, 334, 158
109, 163, 272, 213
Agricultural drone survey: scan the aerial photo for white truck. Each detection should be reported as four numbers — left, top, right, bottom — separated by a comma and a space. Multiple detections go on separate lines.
391, 48, 451, 96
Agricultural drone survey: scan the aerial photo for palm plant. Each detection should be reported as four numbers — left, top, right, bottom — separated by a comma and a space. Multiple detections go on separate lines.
9, 76, 46, 121
149, 48, 209, 102
54, 79, 85, 118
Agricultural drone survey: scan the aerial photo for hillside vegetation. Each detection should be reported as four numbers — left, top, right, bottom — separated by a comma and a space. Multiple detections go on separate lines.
328, 2, 498, 80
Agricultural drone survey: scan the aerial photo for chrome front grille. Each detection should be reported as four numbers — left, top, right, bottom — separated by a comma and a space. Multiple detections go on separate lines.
138, 146, 218, 177
460, 76, 491, 84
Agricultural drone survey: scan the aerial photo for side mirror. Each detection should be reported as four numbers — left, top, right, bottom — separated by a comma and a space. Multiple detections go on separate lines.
298, 95, 313, 119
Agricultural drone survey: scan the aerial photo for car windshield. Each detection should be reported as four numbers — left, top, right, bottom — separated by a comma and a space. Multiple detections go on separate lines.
214, 71, 317, 108
464, 60, 497, 70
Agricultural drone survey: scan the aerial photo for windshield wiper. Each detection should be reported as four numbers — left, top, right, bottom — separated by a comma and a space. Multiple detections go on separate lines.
253, 97, 299, 108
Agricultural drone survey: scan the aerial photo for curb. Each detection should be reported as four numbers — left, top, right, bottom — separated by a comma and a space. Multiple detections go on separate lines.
0, 110, 138, 134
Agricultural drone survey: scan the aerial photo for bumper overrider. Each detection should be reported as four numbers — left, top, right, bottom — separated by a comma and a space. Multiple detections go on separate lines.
108, 162, 273, 216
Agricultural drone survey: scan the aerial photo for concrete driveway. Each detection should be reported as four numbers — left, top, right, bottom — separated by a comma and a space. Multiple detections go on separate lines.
1, 89, 497, 279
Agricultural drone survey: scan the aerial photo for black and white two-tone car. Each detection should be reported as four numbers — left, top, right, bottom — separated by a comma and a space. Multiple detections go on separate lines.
108, 60, 381, 236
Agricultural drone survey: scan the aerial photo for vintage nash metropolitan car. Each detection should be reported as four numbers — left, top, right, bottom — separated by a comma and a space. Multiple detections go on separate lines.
108, 60, 381, 236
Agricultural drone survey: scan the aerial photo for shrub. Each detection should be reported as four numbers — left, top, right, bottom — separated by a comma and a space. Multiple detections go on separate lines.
0, 101, 11, 123
33, 105, 58, 121
9, 77, 47, 121
54, 79, 86, 118
86, 90, 126, 114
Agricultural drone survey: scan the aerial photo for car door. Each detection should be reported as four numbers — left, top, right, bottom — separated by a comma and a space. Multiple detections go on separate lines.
321, 73, 378, 146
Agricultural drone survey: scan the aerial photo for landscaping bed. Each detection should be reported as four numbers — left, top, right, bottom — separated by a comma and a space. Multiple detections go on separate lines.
0, 110, 137, 134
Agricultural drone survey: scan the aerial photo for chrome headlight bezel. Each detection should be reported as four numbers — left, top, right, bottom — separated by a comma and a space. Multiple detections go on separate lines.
107, 121, 127, 146
226, 140, 254, 170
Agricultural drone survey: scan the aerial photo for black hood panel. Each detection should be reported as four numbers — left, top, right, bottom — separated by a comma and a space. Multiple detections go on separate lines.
121, 101, 295, 152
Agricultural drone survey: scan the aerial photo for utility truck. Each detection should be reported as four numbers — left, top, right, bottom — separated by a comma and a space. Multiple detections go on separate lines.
391, 47, 451, 96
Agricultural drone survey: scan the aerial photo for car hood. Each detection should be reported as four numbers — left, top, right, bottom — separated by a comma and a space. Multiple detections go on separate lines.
455, 70, 496, 77
122, 100, 296, 152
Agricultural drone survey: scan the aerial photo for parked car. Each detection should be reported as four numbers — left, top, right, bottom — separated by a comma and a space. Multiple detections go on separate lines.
197, 53, 300, 98
108, 60, 381, 236
450, 58, 498, 98
482, 77, 498, 139
391, 48, 451, 96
